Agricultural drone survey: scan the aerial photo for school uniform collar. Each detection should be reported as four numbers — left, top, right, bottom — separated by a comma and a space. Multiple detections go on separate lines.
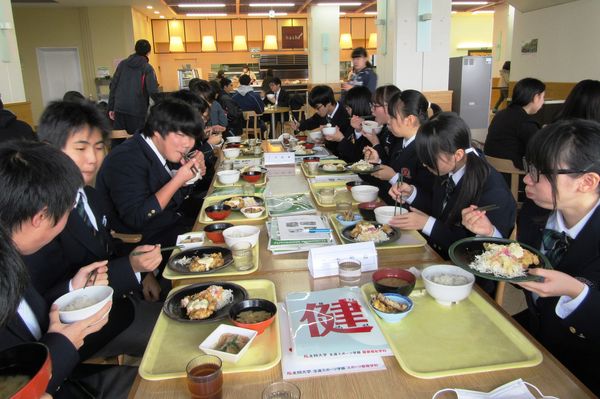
449, 164, 466, 185
143, 134, 170, 173
546, 198, 600, 240
328, 102, 340, 119
402, 135, 416, 149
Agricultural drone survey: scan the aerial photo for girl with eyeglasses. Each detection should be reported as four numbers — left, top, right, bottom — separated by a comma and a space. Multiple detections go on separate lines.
364, 89, 439, 205
508, 119, 600, 395
388, 112, 516, 260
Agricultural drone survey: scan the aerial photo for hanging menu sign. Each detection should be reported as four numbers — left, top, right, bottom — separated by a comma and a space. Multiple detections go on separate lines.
282, 26, 304, 49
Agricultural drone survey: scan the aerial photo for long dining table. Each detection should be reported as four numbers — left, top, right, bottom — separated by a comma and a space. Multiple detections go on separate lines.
128, 144, 595, 399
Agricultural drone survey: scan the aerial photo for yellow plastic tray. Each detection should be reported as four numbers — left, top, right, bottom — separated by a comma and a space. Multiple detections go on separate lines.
329, 215, 426, 250
139, 279, 280, 381
308, 181, 358, 208
163, 244, 260, 281
360, 282, 542, 379
301, 159, 348, 178
198, 196, 268, 224
213, 174, 267, 188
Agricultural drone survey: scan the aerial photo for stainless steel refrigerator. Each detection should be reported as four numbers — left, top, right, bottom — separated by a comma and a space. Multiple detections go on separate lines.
448, 56, 492, 130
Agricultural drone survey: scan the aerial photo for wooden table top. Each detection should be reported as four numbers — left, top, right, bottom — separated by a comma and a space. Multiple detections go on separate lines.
128, 157, 595, 399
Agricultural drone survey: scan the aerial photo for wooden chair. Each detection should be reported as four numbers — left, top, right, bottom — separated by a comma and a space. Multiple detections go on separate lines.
485, 155, 526, 203
284, 106, 308, 133
485, 156, 525, 306
242, 111, 264, 140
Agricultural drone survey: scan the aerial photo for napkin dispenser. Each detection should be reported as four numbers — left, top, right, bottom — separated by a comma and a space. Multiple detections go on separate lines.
307, 242, 378, 278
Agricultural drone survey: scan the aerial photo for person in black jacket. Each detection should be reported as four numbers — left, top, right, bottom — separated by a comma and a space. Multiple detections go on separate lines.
265, 77, 290, 108
219, 78, 244, 136
365, 90, 437, 205
96, 99, 207, 249
503, 120, 600, 395
0, 98, 36, 143
0, 140, 136, 398
389, 113, 516, 259
108, 39, 159, 135
341, 47, 378, 95
484, 77, 545, 169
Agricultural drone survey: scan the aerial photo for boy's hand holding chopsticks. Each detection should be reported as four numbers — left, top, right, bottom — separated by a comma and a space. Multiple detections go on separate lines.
72, 260, 109, 290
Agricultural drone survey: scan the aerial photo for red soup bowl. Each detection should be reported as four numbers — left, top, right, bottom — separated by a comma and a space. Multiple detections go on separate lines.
205, 204, 232, 221
229, 299, 277, 335
241, 171, 263, 183
0, 342, 51, 399
204, 223, 234, 244
373, 268, 416, 296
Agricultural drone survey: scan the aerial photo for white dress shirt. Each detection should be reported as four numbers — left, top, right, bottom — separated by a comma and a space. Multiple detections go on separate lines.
144, 135, 172, 176
17, 299, 42, 340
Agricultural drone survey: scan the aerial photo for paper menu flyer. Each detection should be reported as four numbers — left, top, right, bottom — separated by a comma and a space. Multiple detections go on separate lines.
278, 303, 387, 380
285, 287, 392, 358
276, 215, 329, 241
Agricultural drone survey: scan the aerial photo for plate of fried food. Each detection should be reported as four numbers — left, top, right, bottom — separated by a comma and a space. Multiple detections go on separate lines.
448, 237, 552, 282
219, 196, 265, 211
341, 221, 399, 246
167, 247, 233, 275
163, 282, 248, 323
347, 160, 382, 174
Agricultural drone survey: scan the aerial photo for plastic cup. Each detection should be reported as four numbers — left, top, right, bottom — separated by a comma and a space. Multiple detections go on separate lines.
231, 241, 253, 271
338, 258, 362, 286
262, 381, 301, 399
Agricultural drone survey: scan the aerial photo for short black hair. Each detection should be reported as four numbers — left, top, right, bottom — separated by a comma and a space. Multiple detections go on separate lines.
0, 140, 82, 232
187, 78, 201, 90
270, 77, 282, 87
351, 47, 368, 58
526, 118, 600, 209
189, 79, 216, 103
239, 74, 252, 86
38, 100, 111, 149
221, 78, 232, 89
143, 98, 203, 139
344, 86, 372, 117
308, 85, 335, 109
0, 223, 29, 327
135, 39, 151, 56
168, 90, 207, 140
511, 78, 545, 107
373, 85, 400, 107
63, 90, 85, 103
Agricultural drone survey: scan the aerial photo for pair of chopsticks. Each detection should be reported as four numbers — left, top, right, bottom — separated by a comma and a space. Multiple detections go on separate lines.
182, 150, 200, 176
393, 174, 404, 216
83, 270, 97, 289
131, 245, 183, 257
476, 204, 499, 212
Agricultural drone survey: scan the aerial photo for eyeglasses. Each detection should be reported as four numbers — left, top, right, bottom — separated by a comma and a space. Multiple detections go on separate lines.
522, 157, 590, 183
371, 103, 385, 110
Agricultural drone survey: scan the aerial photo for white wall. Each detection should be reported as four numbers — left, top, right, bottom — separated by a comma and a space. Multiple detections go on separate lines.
0, 0, 25, 103
376, 0, 451, 91
450, 12, 494, 58
511, 0, 600, 82
491, 3, 514, 78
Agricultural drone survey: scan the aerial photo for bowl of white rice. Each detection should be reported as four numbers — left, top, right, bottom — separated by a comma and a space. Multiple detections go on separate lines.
421, 265, 475, 306
53, 286, 113, 324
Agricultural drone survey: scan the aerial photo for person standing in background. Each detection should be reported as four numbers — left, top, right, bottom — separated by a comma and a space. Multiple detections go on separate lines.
341, 47, 378, 95
241, 65, 257, 84
108, 39, 159, 135
492, 61, 510, 113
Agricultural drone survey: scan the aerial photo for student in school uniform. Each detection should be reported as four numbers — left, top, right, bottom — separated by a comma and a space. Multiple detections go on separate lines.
364, 89, 437, 205
0, 141, 137, 398
27, 101, 163, 359
469, 119, 600, 395
388, 112, 516, 259
326, 85, 375, 163
364, 85, 401, 164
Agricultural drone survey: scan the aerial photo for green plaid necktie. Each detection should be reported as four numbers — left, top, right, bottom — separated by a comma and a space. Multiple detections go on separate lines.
542, 229, 572, 267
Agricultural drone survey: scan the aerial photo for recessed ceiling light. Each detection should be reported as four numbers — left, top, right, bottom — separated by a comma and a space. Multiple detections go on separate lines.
186, 13, 228, 16
248, 12, 288, 16
317, 2, 361, 6
146, 5, 153, 9
248, 3, 295, 6
159, 15, 165, 18
178, 3, 226, 7
153, 10, 159, 14
452, 1, 488, 5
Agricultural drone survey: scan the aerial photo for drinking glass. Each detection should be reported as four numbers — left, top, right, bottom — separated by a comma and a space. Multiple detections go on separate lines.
262, 381, 301, 399
186, 355, 223, 399
338, 258, 362, 286
231, 241, 253, 271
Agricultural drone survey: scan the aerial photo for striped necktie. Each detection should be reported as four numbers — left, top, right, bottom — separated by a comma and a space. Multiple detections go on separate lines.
542, 229, 572, 267
76, 193, 96, 231
442, 177, 456, 210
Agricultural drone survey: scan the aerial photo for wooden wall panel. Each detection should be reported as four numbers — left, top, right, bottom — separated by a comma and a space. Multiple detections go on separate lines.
351, 18, 365, 40
247, 19, 263, 41
231, 19, 246, 37
340, 18, 351, 35
185, 20, 200, 42
152, 20, 169, 43
423, 90, 453, 112
5, 102, 34, 127
200, 20, 216, 37
215, 20, 232, 42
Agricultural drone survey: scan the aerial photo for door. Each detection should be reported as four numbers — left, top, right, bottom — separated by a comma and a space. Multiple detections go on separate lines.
36, 47, 83, 106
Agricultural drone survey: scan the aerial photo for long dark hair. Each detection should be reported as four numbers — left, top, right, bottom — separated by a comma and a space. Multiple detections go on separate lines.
388, 89, 441, 125
525, 119, 600, 209
416, 112, 489, 225
555, 79, 600, 123
511, 78, 545, 107
344, 86, 373, 118
373, 85, 400, 107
